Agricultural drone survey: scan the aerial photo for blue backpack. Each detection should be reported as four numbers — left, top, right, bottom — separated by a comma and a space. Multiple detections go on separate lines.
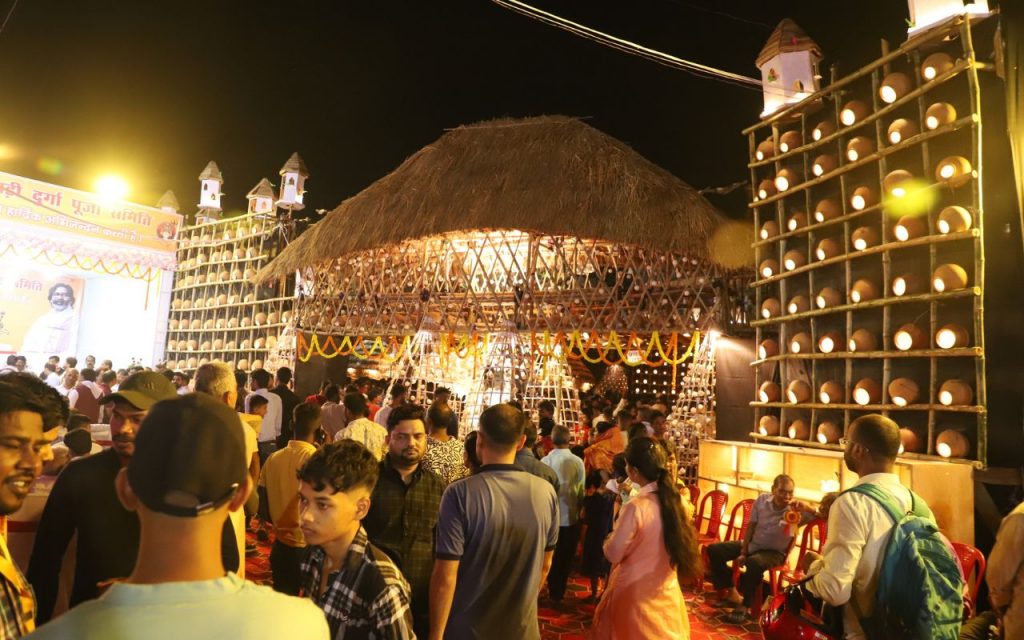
843, 484, 965, 640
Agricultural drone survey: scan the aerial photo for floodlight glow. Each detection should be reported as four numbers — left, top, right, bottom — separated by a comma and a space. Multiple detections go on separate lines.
94, 174, 129, 201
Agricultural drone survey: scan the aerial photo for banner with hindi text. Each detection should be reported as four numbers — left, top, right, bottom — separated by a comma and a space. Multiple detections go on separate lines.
0, 171, 181, 254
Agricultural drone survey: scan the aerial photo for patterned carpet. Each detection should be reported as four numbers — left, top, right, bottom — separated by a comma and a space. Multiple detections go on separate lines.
245, 531, 760, 640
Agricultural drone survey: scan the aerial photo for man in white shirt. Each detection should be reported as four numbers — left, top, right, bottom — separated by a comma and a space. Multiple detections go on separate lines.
373, 383, 408, 429
318, 385, 346, 440
247, 369, 282, 464
171, 371, 190, 395
21, 284, 79, 366
41, 363, 61, 390
337, 392, 387, 461
67, 368, 103, 422
541, 425, 583, 602
807, 414, 920, 640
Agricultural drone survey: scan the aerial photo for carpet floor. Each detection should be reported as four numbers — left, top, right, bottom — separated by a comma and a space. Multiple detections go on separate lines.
245, 531, 760, 640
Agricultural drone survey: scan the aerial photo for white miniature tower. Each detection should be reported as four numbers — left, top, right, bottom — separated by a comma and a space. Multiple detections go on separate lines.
756, 19, 822, 118
197, 161, 223, 221
906, 0, 990, 37
276, 152, 308, 211
156, 190, 179, 214
246, 178, 276, 216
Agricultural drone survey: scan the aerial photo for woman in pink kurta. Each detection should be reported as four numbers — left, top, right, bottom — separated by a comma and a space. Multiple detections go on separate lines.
591, 438, 701, 639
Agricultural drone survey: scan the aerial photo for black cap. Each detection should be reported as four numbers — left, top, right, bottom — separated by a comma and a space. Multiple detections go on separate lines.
103, 371, 177, 410
127, 393, 246, 518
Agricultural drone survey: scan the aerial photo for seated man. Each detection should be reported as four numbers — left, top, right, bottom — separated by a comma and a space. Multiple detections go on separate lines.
706, 474, 815, 624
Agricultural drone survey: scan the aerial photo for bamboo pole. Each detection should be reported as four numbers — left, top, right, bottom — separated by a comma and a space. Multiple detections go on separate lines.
962, 17, 988, 467
750, 346, 982, 365
751, 230, 978, 287
750, 400, 984, 414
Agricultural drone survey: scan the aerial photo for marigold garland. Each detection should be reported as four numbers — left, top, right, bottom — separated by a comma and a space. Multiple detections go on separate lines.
296, 330, 700, 366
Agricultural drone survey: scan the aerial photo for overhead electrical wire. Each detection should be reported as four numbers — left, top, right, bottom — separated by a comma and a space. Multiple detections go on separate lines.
490, 0, 764, 92
0, 0, 19, 35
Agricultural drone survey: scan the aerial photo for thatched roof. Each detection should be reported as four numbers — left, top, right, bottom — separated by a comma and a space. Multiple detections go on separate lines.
256, 115, 727, 281
156, 189, 180, 211
198, 161, 223, 181
247, 178, 275, 199
756, 19, 821, 68
280, 152, 309, 177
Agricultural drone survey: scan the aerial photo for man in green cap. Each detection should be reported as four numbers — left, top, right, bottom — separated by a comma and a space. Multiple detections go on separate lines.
27, 371, 177, 623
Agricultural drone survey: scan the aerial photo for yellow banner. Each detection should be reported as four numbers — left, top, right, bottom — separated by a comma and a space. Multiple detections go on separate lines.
0, 171, 181, 254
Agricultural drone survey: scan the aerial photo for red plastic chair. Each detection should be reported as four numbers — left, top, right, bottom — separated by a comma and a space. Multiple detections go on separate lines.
724, 499, 755, 543
724, 499, 759, 585
951, 541, 986, 618
691, 489, 727, 589
694, 489, 728, 544
772, 518, 828, 593
687, 484, 701, 506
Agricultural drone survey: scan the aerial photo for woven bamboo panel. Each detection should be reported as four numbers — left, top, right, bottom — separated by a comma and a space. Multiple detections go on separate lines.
746, 18, 987, 465
294, 230, 719, 336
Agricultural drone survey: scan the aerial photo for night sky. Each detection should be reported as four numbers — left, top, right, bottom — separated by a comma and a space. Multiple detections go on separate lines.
0, 1, 914, 218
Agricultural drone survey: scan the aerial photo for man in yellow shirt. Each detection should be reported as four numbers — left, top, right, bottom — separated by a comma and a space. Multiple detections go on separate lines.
259, 403, 321, 595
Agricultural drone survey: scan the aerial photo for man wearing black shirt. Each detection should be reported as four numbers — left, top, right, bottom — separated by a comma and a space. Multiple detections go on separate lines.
270, 367, 300, 448
27, 371, 176, 622
363, 403, 443, 639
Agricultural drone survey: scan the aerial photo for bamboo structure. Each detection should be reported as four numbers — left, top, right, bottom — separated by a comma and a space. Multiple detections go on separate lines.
746, 17, 988, 465
165, 212, 296, 373
253, 117, 742, 435
668, 331, 717, 482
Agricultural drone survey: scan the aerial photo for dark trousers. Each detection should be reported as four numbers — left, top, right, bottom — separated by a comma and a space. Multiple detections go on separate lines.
547, 523, 582, 600
959, 611, 998, 640
258, 441, 277, 465
270, 540, 306, 596
706, 540, 785, 606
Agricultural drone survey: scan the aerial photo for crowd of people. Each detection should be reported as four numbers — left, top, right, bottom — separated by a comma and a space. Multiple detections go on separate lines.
0, 352, 1020, 639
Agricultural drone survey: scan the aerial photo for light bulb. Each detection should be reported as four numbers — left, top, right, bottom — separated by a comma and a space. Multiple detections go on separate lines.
892, 277, 908, 296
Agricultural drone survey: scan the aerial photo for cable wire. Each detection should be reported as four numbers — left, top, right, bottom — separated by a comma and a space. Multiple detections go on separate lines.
490, 0, 763, 91
0, 0, 19, 35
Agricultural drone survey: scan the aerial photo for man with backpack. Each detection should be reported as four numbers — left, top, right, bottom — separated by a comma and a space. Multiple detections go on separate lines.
806, 414, 963, 639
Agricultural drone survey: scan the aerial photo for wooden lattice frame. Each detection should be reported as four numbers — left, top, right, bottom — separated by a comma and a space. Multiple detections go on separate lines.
746, 17, 988, 465
668, 332, 717, 482
164, 212, 296, 373
296, 230, 719, 336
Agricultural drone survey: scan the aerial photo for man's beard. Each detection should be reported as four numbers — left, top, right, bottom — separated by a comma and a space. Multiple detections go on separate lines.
396, 447, 423, 465
112, 433, 135, 454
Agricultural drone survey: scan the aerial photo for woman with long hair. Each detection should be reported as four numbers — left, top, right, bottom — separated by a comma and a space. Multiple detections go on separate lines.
591, 437, 701, 639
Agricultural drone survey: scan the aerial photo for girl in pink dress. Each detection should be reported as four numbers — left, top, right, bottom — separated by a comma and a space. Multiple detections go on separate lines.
590, 438, 701, 639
